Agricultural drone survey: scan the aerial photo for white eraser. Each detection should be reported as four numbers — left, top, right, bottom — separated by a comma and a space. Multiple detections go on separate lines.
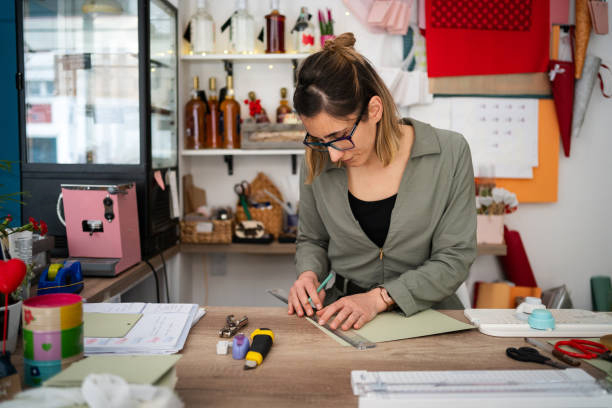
216, 340, 230, 355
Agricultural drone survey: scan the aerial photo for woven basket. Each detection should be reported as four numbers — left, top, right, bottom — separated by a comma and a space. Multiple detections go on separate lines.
180, 219, 233, 244
235, 172, 284, 239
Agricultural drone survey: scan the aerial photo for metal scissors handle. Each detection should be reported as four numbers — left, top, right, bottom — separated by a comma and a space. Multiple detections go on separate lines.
234, 180, 250, 197
234, 180, 252, 220
506, 347, 567, 369
555, 339, 611, 360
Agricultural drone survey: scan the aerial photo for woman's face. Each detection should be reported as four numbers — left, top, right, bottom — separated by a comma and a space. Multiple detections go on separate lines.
301, 101, 380, 167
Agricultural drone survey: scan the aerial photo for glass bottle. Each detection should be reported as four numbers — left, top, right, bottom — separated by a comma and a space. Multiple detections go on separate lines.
191, 0, 215, 54
292, 7, 315, 53
276, 87, 292, 123
220, 75, 241, 149
247, 91, 270, 123
206, 77, 222, 148
231, 0, 255, 54
185, 76, 207, 149
265, 0, 285, 53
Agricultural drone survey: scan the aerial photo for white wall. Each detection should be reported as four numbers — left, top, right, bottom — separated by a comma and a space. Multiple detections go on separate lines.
128, 1, 612, 309
467, 16, 612, 310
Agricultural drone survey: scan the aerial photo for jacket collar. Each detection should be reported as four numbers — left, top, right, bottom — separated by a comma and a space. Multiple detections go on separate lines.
320, 117, 440, 173
401, 117, 441, 158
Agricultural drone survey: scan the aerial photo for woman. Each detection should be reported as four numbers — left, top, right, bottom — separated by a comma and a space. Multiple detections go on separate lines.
288, 33, 476, 332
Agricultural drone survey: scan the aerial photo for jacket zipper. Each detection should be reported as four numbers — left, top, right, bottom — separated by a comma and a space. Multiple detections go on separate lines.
379, 248, 384, 260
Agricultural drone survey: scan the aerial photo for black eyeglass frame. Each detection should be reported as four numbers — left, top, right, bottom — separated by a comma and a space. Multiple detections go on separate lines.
302, 110, 365, 152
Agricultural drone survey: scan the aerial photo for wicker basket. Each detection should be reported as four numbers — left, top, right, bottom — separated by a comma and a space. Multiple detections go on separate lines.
235, 172, 284, 239
180, 219, 233, 244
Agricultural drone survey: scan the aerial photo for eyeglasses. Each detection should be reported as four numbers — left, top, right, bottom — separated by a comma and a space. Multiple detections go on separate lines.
303, 113, 363, 152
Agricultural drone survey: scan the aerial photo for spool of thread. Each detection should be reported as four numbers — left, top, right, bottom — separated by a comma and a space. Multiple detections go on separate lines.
22, 293, 84, 386
591, 276, 612, 312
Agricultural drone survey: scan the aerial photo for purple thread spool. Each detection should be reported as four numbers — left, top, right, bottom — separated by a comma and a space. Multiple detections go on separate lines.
232, 333, 249, 360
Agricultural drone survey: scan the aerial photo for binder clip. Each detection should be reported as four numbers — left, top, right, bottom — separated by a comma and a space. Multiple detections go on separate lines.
219, 314, 248, 338
37, 261, 84, 295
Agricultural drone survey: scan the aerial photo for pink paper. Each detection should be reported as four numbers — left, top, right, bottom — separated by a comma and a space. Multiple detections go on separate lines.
342, 0, 385, 33
418, 0, 426, 30
368, 0, 393, 26
385, 1, 402, 29
551, 0, 571, 24
390, 0, 412, 35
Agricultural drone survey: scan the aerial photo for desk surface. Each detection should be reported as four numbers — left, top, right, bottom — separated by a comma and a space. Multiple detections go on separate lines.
176, 307, 605, 407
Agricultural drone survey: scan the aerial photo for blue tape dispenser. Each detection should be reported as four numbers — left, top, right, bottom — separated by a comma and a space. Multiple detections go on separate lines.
37, 261, 84, 295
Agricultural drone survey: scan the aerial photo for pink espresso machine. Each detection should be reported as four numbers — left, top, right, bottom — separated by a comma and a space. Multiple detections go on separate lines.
58, 183, 141, 276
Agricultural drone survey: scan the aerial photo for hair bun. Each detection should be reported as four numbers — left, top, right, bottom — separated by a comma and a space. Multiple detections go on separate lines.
323, 32, 356, 52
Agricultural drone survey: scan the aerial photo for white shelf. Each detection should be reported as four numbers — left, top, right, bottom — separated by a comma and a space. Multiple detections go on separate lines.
182, 149, 304, 156
181, 53, 311, 62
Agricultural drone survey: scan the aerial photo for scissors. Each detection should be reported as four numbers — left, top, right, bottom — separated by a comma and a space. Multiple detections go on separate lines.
506, 347, 567, 369
234, 180, 252, 220
554, 339, 612, 361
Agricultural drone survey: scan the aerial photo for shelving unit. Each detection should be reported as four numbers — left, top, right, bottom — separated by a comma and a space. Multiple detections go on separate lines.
181, 53, 311, 61
182, 149, 304, 156
181, 52, 311, 83
182, 148, 304, 175
181, 53, 311, 175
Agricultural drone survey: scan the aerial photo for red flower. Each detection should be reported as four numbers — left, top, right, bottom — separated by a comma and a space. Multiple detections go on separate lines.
6, 214, 12, 222
39, 220, 48, 236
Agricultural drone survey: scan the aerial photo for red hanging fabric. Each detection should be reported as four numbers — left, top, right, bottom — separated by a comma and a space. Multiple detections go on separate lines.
549, 60, 575, 157
425, 0, 550, 77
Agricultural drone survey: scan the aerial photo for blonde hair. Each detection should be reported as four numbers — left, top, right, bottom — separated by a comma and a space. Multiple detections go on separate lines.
294, 32, 402, 183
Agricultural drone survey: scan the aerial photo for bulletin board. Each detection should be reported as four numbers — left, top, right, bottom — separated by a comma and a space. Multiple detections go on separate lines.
495, 99, 560, 203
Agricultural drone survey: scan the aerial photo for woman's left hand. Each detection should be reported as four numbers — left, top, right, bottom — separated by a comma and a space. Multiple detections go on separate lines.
316, 288, 388, 331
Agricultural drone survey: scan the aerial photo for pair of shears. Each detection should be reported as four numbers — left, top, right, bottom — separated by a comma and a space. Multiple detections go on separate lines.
554, 339, 612, 361
506, 347, 567, 369
234, 180, 252, 220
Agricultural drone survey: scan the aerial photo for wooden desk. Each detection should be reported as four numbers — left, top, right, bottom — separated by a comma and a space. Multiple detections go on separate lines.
176, 307, 605, 407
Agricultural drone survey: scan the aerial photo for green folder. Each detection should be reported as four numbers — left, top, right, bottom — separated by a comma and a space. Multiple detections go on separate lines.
44, 355, 182, 388
309, 309, 475, 346
83, 313, 142, 338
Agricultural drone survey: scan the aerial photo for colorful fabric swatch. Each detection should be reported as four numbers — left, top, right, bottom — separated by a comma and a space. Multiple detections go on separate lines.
425, 0, 550, 77
430, 0, 532, 31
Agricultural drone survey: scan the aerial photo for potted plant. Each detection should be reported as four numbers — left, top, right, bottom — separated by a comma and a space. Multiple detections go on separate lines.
0, 160, 47, 354
475, 187, 518, 245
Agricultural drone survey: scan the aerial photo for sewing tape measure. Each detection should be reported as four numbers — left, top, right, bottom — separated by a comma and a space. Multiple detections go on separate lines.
267, 289, 376, 350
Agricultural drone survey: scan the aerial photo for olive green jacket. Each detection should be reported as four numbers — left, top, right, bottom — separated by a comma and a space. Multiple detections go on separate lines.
295, 118, 477, 316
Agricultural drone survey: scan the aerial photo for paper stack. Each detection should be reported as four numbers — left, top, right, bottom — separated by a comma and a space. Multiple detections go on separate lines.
83, 303, 204, 355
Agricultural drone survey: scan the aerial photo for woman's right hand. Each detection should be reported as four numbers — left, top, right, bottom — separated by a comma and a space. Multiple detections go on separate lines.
288, 271, 326, 317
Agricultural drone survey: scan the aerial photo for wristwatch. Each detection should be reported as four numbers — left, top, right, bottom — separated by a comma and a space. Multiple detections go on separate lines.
378, 287, 395, 311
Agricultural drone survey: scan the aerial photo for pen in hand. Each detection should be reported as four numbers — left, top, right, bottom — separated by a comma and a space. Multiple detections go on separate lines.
308, 272, 333, 310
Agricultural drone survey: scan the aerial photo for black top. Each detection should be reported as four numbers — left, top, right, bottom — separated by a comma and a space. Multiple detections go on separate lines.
348, 191, 397, 248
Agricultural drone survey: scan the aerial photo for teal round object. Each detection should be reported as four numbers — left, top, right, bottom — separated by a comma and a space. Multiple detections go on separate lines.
528, 309, 555, 330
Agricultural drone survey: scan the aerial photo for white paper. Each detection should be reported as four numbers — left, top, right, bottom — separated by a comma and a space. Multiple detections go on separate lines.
142, 303, 197, 314
83, 302, 146, 314
408, 97, 539, 179
85, 303, 199, 355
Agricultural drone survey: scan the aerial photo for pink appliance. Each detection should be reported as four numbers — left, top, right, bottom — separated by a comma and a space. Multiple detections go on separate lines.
58, 183, 141, 276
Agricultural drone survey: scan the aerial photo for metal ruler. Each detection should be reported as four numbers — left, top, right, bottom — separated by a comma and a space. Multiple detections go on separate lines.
267, 288, 376, 350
